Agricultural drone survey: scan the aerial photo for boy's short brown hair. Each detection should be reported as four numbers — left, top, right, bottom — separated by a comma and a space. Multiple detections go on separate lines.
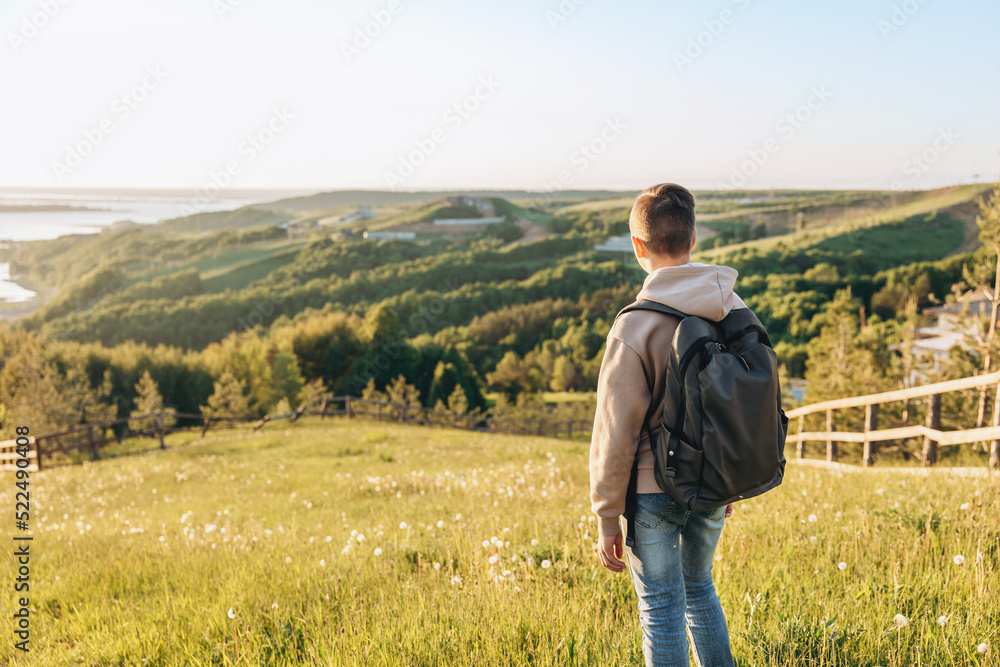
628, 183, 696, 257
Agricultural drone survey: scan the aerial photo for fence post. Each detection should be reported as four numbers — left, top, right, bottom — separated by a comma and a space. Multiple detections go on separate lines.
922, 393, 941, 467
796, 415, 805, 459
88, 425, 99, 461
155, 411, 166, 450
826, 409, 837, 462
991, 382, 1000, 470
346, 397, 353, 419
320, 397, 328, 420
863, 404, 878, 467
201, 417, 211, 438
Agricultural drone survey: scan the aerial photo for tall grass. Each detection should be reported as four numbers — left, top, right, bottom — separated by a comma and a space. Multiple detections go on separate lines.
2, 417, 996, 665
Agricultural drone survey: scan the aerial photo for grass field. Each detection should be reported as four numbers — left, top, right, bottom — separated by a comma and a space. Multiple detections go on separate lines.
2, 418, 998, 666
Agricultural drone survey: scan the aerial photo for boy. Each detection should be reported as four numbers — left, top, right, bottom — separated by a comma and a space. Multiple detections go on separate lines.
590, 183, 739, 667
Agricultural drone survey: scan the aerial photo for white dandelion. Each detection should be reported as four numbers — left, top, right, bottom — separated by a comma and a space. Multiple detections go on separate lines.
227, 608, 236, 619
954, 555, 966, 565
977, 643, 989, 654
808, 515, 818, 523
399, 522, 408, 530
541, 560, 551, 569
838, 562, 847, 570
937, 615, 948, 626
374, 548, 382, 556
893, 614, 908, 628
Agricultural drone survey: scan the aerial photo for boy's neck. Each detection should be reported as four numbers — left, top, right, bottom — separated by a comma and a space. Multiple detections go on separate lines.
644, 254, 692, 273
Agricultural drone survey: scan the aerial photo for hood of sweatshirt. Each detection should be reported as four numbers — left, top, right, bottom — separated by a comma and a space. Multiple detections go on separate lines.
635, 262, 747, 322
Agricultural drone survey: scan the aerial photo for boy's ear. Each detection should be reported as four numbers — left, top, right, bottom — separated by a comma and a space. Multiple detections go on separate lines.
690, 229, 697, 251
631, 235, 646, 259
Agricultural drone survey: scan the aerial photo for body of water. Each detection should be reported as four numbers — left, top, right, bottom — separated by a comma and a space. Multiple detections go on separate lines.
0, 194, 256, 242
0, 262, 37, 303
0, 193, 263, 302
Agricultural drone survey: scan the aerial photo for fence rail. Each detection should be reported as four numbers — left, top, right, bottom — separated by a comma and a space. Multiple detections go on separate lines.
787, 370, 1000, 469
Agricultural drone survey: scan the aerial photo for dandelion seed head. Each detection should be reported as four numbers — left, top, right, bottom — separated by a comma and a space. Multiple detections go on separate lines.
954, 554, 966, 565
893, 614, 908, 627
838, 562, 847, 570
374, 548, 382, 556
541, 560, 551, 569
227, 608, 236, 619
937, 615, 948, 626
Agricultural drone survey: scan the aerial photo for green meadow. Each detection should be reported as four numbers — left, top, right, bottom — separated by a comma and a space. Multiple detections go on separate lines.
2, 417, 997, 666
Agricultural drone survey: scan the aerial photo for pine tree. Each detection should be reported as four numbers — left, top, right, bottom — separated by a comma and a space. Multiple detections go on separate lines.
299, 377, 331, 411
361, 377, 387, 402
64, 363, 117, 426
270, 344, 305, 408
386, 375, 421, 421
200, 370, 251, 421
446, 384, 469, 415
128, 370, 177, 433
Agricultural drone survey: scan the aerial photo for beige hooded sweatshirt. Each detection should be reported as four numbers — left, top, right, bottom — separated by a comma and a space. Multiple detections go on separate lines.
589, 262, 747, 537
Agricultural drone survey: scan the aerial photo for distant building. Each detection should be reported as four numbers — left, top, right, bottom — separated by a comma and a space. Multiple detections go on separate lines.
594, 234, 634, 253
336, 208, 376, 225
363, 230, 416, 240
915, 290, 997, 372
432, 216, 505, 226
447, 196, 495, 214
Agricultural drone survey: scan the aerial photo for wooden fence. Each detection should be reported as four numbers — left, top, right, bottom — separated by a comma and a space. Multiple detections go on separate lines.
787, 370, 1000, 469
320, 396, 592, 438
0, 397, 593, 472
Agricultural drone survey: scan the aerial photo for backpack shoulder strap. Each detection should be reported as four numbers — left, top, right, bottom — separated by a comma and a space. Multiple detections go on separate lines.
618, 299, 685, 548
615, 299, 689, 322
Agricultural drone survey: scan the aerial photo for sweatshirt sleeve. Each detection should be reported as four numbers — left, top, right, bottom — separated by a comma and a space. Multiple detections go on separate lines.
589, 334, 652, 537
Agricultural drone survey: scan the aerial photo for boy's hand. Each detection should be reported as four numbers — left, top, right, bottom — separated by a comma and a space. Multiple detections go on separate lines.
598, 531, 626, 573
725, 503, 734, 518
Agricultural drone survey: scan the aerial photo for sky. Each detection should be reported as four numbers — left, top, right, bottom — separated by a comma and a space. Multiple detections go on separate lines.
1, 0, 998, 193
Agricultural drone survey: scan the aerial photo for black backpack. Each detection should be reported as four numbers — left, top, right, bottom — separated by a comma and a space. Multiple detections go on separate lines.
615, 300, 789, 548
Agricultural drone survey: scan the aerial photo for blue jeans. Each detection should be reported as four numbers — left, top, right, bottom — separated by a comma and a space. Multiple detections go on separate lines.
623, 493, 735, 667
